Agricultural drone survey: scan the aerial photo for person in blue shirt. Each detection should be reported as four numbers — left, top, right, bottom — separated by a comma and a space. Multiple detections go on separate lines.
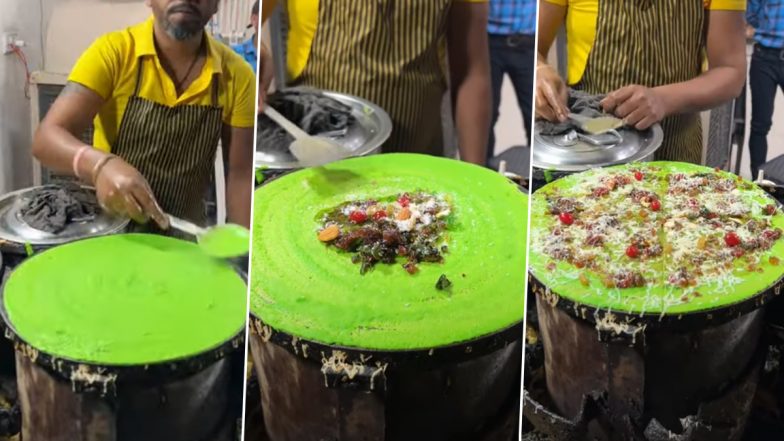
748, 0, 784, 178
232, 0, 259, 74
486, 0, 536, 164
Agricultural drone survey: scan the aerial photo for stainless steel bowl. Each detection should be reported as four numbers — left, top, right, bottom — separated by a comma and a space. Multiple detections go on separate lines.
255, 87, 393, 170
532, 123, 664, 172
0, 185, 128, 247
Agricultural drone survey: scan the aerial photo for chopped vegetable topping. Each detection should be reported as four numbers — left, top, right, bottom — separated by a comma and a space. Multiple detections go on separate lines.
349, 211, 368, 224
559, 212, 574, 225
534, 165, 784, 290
436, 274, 452, 291
724, 232, 740, 247
318, 192, 452, 276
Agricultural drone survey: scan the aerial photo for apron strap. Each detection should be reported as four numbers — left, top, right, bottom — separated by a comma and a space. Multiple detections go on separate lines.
133, 57, 145, 97
210, 74, 220, 107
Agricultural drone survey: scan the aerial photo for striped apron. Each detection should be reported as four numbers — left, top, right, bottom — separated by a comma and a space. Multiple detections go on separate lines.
578, 0, 706, 164
293, 0, 452, 155
112, 58, 223, 232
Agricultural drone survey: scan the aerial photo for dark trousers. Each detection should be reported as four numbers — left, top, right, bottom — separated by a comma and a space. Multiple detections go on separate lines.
749, 44, 784, 178
487, 33, 535, 165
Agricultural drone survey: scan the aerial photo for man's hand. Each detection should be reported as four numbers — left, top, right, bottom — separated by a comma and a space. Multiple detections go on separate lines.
601, 85, 670, 130
258, 40, 274, 112
536, 62, 568, 122
93, 156, 168, 229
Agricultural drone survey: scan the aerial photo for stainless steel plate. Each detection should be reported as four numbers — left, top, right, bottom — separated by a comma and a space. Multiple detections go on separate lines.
532, 123, 664, 172
255, 87, 393, 170
0, 185, 129, 246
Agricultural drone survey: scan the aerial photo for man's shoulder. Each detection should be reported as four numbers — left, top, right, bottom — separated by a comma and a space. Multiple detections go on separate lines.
88, 20, 148, 56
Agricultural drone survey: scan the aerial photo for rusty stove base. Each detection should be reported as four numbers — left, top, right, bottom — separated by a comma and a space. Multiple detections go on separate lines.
525, 293, 768, 441
15, 355, 236, 441
248, 330, 522, 441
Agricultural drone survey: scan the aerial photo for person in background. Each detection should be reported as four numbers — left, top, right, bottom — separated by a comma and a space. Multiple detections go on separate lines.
747, 0, 784, 178
536, 0, 747, 165
486, 0, 536, 164
259, 0, 492, 165
32, 0, 256, 231
232, 0, 259, 74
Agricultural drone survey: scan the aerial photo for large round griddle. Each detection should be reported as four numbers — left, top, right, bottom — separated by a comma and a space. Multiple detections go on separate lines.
0, 234, 247, 392
251, 153, 527, 352
528, 161, 784, 328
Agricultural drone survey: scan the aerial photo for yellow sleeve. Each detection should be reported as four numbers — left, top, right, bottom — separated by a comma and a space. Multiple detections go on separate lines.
454, 0, 489, 2
226, 59, 256, 128
544, 0, 568, 5
68, 34, 122, 100
706, 0, 746, 9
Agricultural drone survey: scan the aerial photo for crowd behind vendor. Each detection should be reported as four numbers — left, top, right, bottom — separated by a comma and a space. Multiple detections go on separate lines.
747, 0, 784, 178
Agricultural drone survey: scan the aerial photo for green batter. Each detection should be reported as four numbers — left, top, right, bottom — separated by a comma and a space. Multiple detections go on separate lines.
251, 153, 528, 350
3, 234, 247, 365
198, 223, 250, 258
529, 162, 784, 315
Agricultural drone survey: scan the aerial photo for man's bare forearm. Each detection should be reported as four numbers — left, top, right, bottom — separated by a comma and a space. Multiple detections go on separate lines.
448, 3, 491, 165
655, 66, 745, 117
654, 11, 746, 118
32, 82, 108, 180
453, 76, 491, 164
223, 125, 254, 228
226, 167, 252, 228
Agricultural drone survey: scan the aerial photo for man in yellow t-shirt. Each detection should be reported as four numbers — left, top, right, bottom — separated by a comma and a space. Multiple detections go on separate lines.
32, 0, 256, 230
259, 0, 492, 165
536, 0, 747, 164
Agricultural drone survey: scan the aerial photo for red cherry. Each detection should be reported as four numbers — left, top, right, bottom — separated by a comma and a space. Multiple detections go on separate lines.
724, 232, 741, 247
559, 212, 574, 225
373, 210, 387, 220
650, 199, 661, 211
349, 211, 368, 224
398, 194, 410, 207
626, 245, 639, 258
634, 171, 643, 181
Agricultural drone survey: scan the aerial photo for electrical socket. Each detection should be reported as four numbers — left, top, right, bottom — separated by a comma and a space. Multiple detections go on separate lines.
2, 32, 18, 55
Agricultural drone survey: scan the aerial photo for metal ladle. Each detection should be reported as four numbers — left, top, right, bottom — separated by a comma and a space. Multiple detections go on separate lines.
553, 129, 623, 147
264, 106, 349, 167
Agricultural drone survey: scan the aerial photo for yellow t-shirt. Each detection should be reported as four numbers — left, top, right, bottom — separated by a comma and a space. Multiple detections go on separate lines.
263, 0, 487, 80
543, 0, 747, 85
68, 16, 256, 152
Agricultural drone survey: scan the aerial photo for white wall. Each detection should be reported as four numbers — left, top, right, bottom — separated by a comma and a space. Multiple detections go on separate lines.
492, 77, 529, 155
0, 0, 45, 194
0, 0, 149, 195
44, 0, 150, 74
